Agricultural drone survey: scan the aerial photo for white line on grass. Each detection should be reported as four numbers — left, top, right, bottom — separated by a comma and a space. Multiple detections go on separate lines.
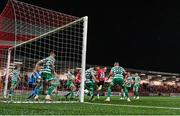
0, 100, 79, 104
84, 102, 180, 110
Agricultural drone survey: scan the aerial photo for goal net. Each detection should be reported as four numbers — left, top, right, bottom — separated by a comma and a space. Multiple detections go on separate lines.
0, 0, 87, 103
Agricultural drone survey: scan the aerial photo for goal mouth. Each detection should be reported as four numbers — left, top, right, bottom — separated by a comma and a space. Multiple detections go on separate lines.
0, 0, 88, 103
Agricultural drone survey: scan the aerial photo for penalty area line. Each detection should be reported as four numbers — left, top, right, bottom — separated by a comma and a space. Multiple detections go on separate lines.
84, 102, 180, 110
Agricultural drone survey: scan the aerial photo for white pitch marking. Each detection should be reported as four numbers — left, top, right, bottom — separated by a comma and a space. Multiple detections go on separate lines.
84, 102, 180, 110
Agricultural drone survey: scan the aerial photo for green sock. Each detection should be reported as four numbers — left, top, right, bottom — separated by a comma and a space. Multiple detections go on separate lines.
107, 86, 112, 97
70, 91, 74, 98
47, 84, 56, 95
89, 87, 94, 97
136, 90, 139, 96
124, 87, 129, 98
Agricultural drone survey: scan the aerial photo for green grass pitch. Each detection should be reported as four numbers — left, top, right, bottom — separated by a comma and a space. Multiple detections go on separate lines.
0, 96, 180, 115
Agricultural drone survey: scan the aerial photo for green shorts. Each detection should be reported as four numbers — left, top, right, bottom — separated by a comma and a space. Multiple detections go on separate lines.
85, 81, 94, 89
133, 83, 140, 91
110, 77, 124, 87
66, 80, 74, 88
41, 72, 54, 82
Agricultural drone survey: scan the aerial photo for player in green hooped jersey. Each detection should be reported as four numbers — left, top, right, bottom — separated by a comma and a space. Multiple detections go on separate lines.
85, 67, 99, 101
64, 68, 76, 100
34, 52, 59, 101
105, 62, 130, 102
8, 64, 21, 97
123, 72, 133, 101
133, 73, 141, 99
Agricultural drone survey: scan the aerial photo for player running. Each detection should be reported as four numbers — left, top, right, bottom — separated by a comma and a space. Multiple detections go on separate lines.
96, 66, 107, 99
105, 62, 129, 102
34, 52, 59, 101
64, 68, 76, 100
85, 67, 99, 101
133, 73, 141, 99
8, 64, 21, 98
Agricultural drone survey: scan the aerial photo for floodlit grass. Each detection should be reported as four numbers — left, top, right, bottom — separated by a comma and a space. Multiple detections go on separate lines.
0, 96, 180, 115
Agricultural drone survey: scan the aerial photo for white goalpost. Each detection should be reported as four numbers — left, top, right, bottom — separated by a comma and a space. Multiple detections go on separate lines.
0, 0, 88, 103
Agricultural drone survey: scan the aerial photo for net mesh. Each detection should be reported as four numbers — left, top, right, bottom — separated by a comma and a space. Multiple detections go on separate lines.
0, 0, 87, 102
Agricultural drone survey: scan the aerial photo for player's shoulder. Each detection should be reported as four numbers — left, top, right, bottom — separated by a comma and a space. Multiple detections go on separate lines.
111, 66, 116, 70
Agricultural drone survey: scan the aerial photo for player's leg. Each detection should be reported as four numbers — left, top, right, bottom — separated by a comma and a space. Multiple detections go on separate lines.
88, 81, 95, 101
64, 80, 71, 99
105, 78, 116, 101
27, 84, 36, 100
9, 81, 17, 97
69, 83, 76, 99
124, 86, 131, 102
120, 88, 125, 99
117, 78, 130, 101
46, 76, 59, 101
135, 84, 140, 99
34, 78, 43, 100
97, 81, 103, 99
133, 84, 137, 99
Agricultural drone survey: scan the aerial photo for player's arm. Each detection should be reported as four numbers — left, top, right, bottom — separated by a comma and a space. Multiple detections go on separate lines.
107, 70, 113, 80
138, 76, 141, 84
91, 72, 99, 82
36, 58, 46, 66
123, 70, 127, 80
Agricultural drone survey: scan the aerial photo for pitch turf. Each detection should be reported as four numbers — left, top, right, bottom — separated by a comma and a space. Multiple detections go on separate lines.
0, 96, 180, 115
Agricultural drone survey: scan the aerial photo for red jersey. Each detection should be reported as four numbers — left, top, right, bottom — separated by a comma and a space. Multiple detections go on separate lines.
96, 68, 106, 81
75, 72, 81, 84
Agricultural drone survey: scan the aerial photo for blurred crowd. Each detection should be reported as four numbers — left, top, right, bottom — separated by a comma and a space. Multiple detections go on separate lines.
140, 83, 180, 94
0, 72, 180, 95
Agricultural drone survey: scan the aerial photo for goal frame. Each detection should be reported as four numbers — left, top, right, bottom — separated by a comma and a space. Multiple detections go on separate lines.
3, 16, 88, 103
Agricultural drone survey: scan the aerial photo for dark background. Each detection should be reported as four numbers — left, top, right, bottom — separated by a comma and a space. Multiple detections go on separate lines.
1, 0, 180, 73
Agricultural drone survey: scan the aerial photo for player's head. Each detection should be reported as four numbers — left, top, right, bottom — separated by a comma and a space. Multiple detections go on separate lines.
50, 51, 56, 57
89, 67, 94, 71
114, 62, 119, 67
135, 73, 138, 76
35, 64, 42, 72
96, 66, 100, 71
127, 72, 131, 76
15, 64, 21, 70
104, 67, 107, 72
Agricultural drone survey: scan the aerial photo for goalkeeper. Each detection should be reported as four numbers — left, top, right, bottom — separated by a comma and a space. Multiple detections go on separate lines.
27, 64, 43, 100
34, 52, 59, 101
